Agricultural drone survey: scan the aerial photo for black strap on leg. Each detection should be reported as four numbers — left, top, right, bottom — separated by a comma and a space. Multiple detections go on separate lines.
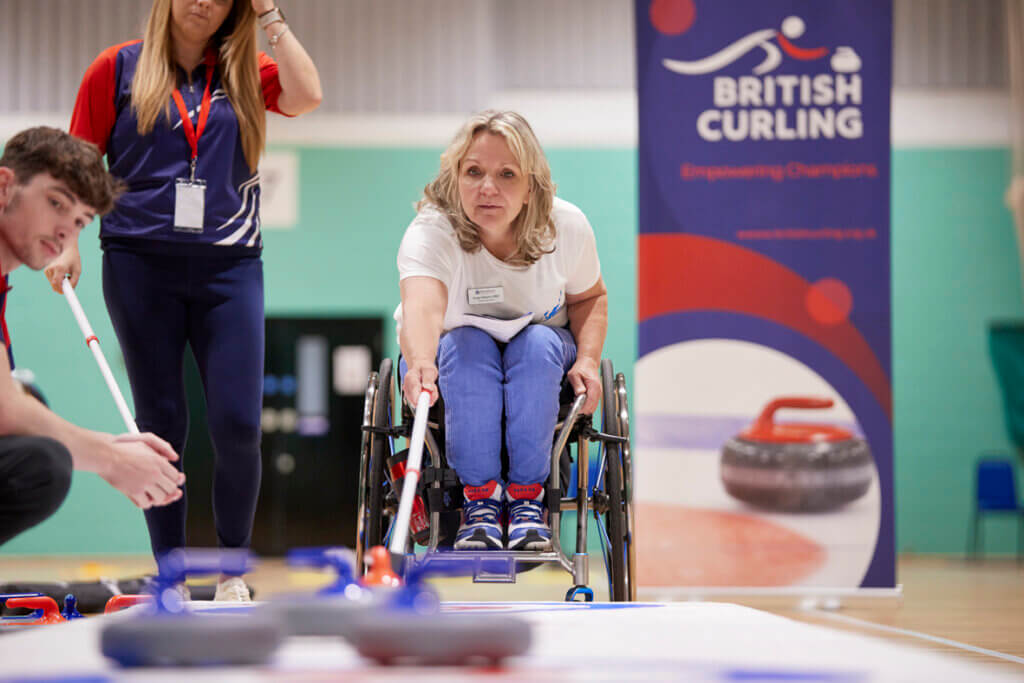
426, 487, 446, 513
546, 484, 561, 514
422, 467, 460, 488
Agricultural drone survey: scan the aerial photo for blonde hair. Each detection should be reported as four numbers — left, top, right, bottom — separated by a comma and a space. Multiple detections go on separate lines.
131, 0, 265, 172
420, 110, 556, 266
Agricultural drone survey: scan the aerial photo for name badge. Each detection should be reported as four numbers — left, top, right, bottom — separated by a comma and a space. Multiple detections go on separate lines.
467, 286, 504, 305
174, 178, 207, 233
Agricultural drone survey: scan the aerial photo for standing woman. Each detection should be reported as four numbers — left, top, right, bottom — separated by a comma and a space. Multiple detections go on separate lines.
47, 0, 321, 600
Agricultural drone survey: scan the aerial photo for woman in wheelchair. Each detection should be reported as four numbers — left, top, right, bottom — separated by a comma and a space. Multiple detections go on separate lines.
396, 110, 608, 553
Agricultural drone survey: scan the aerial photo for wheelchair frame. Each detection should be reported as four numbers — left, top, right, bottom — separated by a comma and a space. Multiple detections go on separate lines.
356, 358, 636, 601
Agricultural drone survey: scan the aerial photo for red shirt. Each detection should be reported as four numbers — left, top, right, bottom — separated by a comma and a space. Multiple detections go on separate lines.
0, 274, 12, 369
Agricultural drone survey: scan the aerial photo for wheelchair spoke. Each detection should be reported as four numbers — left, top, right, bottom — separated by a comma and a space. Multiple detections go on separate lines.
594, 443, 608, 492
600, 359, 628, 601
593, 508, 615, 598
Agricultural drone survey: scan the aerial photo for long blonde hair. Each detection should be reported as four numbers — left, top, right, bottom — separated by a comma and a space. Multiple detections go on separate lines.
420, 110, 557, 267
131, 0, 265, 172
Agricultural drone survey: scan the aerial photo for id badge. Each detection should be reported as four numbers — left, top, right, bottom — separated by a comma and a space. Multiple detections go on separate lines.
467, 286, 504, 305
174, 178, 207, 233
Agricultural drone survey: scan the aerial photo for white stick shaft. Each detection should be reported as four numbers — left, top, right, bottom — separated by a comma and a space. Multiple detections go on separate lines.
389, 390, 431, 554
61, 279, 139, 434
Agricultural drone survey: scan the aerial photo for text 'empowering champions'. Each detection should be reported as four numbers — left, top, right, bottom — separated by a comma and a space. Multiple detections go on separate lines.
681, 162, 878, 183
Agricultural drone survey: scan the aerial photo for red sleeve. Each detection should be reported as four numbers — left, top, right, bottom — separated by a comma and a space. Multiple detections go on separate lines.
258, 51, 294, 117
69, 41, 138, 155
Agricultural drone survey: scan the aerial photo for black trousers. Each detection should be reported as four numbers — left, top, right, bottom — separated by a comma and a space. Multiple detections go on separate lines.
0, 435, 72, 546
103, 247, 264, 557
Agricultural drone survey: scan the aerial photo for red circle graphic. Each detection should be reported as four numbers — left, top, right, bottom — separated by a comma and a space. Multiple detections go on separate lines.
650, 0, 696, 36
805, 278, 853, 326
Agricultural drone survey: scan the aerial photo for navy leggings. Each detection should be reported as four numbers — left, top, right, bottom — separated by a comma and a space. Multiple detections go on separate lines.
103, 246, 264, 558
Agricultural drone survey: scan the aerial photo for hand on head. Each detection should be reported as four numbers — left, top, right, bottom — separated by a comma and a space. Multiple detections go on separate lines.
101, 432, 185, 510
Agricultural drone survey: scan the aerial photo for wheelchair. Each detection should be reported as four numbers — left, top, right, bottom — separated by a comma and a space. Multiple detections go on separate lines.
356, 356, 636, 601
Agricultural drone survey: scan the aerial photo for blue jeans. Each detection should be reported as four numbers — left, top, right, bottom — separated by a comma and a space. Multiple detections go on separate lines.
405, 325, 576, 488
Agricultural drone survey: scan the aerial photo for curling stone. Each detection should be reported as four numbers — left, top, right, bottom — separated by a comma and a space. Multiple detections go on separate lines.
346, 548, 530, 665
101, 549, 283, 667
260, 545, 443, 640
720, 397, 874, 512
255, 546, 378, 639
348, 611, 532, 666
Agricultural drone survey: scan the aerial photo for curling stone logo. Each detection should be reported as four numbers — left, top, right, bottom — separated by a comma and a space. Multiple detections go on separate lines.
660, 15, 864, 142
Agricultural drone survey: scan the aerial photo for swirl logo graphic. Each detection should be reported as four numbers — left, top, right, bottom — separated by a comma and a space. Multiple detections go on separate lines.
660, 16, 858, 76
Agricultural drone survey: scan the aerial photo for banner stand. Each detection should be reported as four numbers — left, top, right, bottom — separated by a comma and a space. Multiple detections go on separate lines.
635, 0, 895, 593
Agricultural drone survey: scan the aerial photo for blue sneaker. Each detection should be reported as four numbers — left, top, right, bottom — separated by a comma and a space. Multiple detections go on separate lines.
506, 483, 552, 552
454, 481, 504, 550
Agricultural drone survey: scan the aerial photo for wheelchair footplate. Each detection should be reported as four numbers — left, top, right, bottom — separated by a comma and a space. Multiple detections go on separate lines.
403, 550, 568, 584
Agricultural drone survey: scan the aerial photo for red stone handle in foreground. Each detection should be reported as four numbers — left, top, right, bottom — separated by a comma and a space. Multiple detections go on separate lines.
6, 596, 64, 624
104, 594, 152, 613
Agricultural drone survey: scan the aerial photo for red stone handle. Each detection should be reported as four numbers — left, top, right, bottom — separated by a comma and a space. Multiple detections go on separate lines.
104, 594, 152, 613
753, 396, 834, 430
6, 596, 64, 624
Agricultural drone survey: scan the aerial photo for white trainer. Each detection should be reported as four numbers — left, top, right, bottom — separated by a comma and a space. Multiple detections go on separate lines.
159, 582, 190, 606
214, 576, 251, 602
174, 582, 192, 602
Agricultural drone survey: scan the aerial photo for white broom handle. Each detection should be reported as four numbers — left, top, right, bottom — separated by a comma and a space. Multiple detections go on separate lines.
61, 278, 139, 434
389, 390, 431, 554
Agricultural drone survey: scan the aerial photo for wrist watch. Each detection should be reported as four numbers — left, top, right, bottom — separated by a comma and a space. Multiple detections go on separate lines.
259, 7, 286, 29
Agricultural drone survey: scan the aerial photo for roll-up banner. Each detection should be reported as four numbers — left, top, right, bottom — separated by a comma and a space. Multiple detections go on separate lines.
635, 0, 894, 590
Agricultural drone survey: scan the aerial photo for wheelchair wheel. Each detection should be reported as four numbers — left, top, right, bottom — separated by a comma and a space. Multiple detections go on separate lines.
356, 358, 395, 572
600, 359, 631, 601
615, 370, 637, 601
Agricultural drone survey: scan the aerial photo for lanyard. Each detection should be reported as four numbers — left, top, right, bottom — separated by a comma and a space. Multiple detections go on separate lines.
171, 51, 217, 181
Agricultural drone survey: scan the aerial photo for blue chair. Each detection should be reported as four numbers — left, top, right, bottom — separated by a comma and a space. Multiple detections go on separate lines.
967, 456, 1024, 560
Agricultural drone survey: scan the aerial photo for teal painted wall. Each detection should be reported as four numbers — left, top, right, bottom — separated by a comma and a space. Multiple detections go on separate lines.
2, 145, 1021, 556
892, 148, 1023, 553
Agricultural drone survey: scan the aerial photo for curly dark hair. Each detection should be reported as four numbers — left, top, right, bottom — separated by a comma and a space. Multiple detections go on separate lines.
0, 126, 122, 214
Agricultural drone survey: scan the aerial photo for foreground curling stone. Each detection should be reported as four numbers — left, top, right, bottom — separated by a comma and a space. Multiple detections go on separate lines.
101, 549, 283, 667
102, 613, 283, 667
720, 397, 874, 512
348, 612, 532, 666
256, 547, 379, 639
258, 546, 442, 640
346, 547, 531, 665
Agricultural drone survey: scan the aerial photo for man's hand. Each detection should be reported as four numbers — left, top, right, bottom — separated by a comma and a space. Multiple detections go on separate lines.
100, 433, 185, 510
567, 356, 601, 415
402, 361, 439, 407
43, 248, 82, 293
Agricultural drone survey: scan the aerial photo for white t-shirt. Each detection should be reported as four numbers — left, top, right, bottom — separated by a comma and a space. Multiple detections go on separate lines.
395, 197, 601, 339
